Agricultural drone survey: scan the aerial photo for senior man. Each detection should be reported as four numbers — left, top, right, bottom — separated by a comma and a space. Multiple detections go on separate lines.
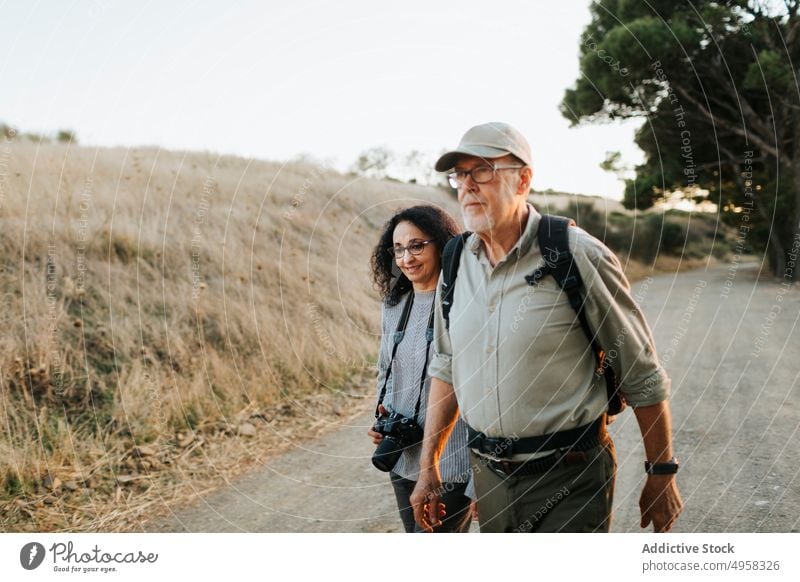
410, 122, 683, 533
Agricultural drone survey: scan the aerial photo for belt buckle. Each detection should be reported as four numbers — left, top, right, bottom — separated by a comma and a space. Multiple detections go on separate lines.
487, 459, 517, 478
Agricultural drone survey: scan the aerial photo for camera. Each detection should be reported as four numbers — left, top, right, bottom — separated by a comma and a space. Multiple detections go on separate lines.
371, 410, 425, 472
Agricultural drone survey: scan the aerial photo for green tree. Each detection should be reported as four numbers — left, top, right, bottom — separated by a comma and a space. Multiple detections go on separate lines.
562, 0, 800, 275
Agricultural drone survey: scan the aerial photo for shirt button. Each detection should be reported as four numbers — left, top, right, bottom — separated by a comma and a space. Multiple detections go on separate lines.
486, 345, 494, 353
488, 304, 496, 312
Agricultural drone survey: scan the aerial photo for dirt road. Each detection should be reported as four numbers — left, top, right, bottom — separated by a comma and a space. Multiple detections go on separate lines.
148, 262, 800, 532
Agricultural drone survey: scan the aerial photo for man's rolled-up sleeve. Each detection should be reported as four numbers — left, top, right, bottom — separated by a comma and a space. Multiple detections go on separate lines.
427, 276, 454, 385
573, 230, 671, 407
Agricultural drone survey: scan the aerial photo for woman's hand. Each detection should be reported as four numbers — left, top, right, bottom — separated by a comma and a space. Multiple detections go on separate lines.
367, 404, 388, 445
367, 427, 384, 445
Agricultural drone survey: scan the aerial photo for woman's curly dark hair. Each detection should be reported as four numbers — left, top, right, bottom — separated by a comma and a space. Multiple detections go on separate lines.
370, 205, 461, 306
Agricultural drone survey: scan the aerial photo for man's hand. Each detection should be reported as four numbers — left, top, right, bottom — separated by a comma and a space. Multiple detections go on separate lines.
633, 401, 683, 532
409, 378, 459, 532
410, 469, 446, 533
640, 475, 684, 532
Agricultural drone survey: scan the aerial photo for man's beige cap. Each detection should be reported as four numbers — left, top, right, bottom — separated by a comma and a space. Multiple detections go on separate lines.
435, 122, 533, 172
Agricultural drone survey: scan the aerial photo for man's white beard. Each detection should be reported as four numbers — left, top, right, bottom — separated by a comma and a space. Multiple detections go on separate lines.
462, 209, 492, 235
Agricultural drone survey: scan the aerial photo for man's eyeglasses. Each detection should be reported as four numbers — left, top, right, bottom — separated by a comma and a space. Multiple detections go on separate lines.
447, 164, 525, 189
388, 239, 434, 259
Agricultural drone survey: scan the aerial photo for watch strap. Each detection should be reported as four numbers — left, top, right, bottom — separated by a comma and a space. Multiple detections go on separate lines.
644, 458, 679, 475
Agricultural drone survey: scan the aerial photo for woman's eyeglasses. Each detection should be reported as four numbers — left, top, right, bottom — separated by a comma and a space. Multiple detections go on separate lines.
388, 239, 434, 259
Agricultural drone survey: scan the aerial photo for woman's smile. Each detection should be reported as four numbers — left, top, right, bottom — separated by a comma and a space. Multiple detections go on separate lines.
392, 220, 440, 292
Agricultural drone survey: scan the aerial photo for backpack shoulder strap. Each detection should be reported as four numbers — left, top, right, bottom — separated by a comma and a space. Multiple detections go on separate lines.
527, 215, 625, 416
441, 232, 471, 330
527, 215, 583, 311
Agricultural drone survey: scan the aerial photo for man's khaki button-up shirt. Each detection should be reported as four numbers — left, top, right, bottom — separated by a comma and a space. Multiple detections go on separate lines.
428, 205, 670, 455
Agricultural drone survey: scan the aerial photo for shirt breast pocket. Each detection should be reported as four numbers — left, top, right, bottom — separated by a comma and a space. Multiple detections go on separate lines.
513, 273, 578, 333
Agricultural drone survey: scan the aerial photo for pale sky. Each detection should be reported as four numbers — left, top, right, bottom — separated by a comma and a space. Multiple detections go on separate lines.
0, 0, 644, 199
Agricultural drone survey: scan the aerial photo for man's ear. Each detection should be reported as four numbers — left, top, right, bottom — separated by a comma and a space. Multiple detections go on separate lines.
517, 166, 533, 196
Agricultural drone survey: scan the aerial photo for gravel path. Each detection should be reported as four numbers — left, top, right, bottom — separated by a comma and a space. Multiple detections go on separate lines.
147, 262, 800, 532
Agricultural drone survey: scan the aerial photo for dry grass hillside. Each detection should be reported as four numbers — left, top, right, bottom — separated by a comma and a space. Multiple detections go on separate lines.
0, 142, 464, 531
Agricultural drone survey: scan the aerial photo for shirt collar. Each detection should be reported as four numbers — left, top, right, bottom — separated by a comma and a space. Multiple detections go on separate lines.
468, 203, 542, 261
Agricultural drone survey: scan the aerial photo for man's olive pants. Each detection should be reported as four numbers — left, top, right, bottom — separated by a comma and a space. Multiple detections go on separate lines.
470, 435, 616, 533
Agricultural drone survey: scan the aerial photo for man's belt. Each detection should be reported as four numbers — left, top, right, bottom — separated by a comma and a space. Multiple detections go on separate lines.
484, 449, 592, 477
466, 416, 604, 461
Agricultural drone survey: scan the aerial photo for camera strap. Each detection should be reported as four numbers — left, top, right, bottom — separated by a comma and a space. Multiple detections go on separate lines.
375, 291, 436, 422
413, 301, 436, 420
375, 292, 414, 417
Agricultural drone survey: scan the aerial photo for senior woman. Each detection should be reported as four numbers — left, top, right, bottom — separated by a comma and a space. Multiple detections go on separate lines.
368, 205, 473, 533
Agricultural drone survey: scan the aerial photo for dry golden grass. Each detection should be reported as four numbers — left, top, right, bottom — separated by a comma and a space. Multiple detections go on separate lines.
0, 142, 462, 531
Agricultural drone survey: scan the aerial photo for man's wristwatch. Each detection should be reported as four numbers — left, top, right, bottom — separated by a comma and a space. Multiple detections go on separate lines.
644, 458, 679, 475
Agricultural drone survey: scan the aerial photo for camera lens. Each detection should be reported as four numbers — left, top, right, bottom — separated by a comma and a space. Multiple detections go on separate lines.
372, 437, 404, 472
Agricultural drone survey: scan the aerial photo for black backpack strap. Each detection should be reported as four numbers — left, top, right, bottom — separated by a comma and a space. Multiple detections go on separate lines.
526, 215, 585, 322
440, 232, 471, 330
526, 215, 624, 416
